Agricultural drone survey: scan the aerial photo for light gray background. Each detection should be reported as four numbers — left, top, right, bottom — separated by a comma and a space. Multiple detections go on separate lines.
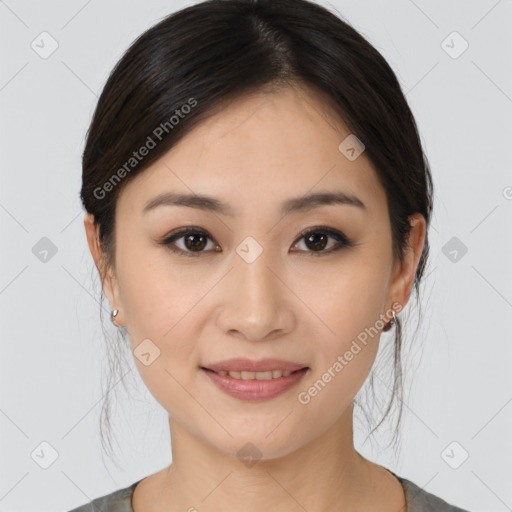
1, 1, 511, 511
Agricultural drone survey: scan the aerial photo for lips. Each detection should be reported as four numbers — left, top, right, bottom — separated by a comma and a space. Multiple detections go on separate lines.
201, 365, 309, 401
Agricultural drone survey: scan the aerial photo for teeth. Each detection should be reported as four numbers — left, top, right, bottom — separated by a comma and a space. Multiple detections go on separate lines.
216, 369, 294, 380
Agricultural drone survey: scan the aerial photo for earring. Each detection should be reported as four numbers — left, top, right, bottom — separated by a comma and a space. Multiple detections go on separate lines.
110, 309, 119, 325
383, 310, 397, 332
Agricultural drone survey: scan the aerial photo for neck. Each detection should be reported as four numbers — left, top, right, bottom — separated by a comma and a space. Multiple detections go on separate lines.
147, 403, 395, 512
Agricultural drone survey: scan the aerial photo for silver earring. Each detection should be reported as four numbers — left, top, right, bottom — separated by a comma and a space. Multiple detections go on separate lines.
110, 309, 119, 325
384, 310, 398, 332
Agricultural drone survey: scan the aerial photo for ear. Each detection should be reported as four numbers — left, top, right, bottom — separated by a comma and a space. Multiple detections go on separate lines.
83, 213, 124, 326
387, 213, 427, 314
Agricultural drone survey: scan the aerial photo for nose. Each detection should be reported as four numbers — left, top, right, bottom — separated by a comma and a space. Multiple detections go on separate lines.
215, 244, 296, 342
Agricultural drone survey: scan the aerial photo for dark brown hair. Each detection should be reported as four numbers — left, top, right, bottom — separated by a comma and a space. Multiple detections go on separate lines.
81, 0, 433, 465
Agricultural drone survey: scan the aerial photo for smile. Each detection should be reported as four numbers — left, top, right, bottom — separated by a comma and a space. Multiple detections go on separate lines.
200, 367, 309, 401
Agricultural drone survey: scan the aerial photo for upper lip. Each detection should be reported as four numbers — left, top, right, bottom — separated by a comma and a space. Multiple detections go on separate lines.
201, 358, 309, 373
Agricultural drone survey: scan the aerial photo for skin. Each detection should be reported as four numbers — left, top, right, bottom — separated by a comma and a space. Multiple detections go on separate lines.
85, 83, 426, 512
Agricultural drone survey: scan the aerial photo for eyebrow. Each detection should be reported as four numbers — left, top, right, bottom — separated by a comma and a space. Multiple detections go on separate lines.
142, 190, 366, 217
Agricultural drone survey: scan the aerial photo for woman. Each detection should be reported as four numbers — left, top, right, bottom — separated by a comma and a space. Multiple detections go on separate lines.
70, 0, 470, 510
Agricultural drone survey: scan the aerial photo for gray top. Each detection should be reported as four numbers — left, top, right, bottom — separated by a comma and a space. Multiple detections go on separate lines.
67, 470, 470, 512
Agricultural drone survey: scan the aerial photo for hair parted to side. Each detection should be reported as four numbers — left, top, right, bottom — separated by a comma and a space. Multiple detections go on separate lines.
80, 0, 433, 467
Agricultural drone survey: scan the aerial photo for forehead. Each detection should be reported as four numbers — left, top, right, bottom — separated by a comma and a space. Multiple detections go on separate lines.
117, 85, 386, 218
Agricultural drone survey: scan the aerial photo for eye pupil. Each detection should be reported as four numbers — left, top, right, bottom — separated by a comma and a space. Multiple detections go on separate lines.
305, 232, 328, 251
185, 234, 207, 251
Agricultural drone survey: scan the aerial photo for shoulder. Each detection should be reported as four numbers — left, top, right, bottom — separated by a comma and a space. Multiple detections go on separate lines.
398, 476, 471, 512
65, 480, 140, 512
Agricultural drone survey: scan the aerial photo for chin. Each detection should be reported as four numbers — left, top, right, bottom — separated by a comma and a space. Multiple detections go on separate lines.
200, 427, 310, 464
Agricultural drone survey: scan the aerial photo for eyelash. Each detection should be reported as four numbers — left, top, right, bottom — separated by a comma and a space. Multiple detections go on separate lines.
159, 225, 354, 258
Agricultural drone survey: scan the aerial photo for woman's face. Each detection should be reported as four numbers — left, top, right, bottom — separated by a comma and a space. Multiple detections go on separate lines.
86, 85, 424, 460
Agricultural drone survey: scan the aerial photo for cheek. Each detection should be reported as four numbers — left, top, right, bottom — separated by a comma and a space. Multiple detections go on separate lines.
298, 253, 391, 343
116, 237, 203, 338
120, 274, 201, 366
114, 248, 209, 409
120, 288, 198, 415
294, 254, 391, 398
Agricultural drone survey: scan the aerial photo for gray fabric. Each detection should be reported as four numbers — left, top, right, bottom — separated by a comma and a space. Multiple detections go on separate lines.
66, 472, 471, 512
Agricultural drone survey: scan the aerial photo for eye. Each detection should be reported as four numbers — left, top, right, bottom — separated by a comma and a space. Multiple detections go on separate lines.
291, 225, 353, 256
159, 225, 353, 257
159, 227, 219, 257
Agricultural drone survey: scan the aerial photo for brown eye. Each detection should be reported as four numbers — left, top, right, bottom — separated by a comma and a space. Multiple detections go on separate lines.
160, 227, 218, 257
304, 232, 329, 251
183, 233, 208, 251
160, 225, 353, 258
292, 226, 353, 255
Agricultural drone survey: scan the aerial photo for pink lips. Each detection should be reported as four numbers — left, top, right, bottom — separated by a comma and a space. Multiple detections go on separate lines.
200, 358, 309, 401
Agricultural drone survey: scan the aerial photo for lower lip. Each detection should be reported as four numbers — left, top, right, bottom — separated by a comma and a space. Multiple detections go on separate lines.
200, 367, 309, 401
